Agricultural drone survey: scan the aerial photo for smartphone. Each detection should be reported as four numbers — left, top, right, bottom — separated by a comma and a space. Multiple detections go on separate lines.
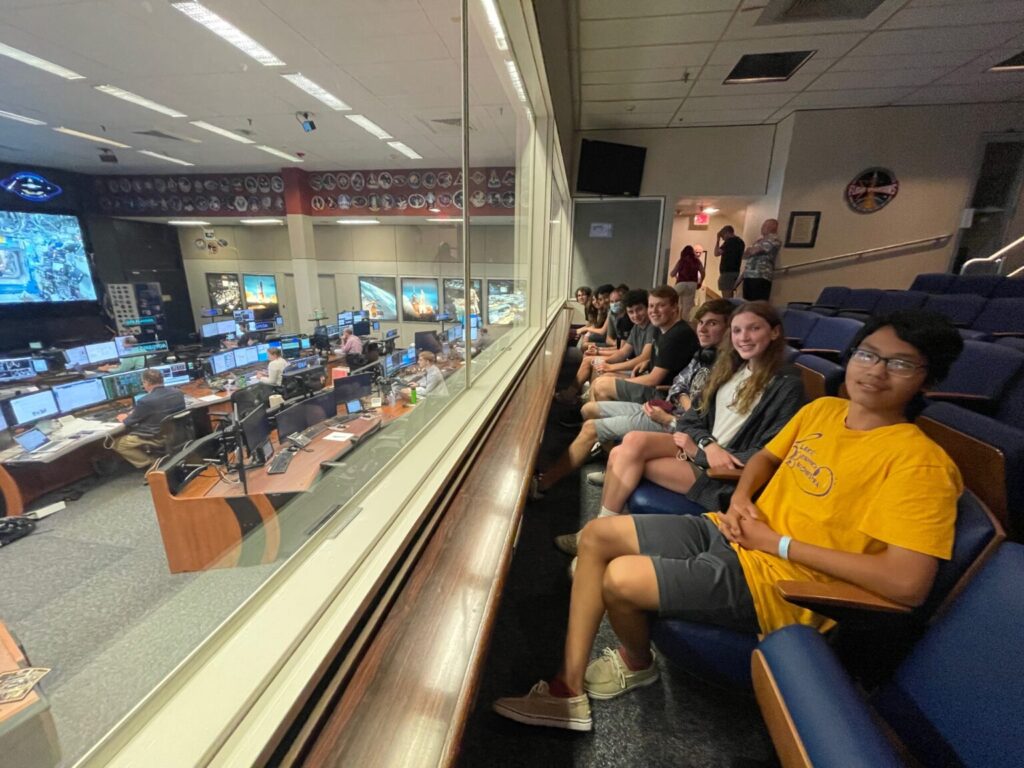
647, 399, 674, 413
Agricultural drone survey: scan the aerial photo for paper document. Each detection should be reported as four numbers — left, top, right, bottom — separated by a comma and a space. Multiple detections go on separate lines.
323, 431, 355, 442
199, 394, 223, 402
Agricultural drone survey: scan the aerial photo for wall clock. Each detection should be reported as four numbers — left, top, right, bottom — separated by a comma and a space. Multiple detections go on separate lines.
846, 168, 899, 213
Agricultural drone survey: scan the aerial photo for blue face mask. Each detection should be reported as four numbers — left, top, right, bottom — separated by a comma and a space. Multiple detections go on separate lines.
609, 302, 623, 314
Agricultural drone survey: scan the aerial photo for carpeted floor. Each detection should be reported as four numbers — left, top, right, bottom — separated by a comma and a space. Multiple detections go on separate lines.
458, 353, 776, 768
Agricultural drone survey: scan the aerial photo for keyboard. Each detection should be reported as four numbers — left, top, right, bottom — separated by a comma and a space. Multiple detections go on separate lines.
266, 451, 296, 475
327, 414, 360, 427
300, 422, 329, 441
87, 405, 130, 422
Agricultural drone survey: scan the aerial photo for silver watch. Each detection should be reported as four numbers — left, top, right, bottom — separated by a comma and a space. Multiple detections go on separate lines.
698, 436, 717, 449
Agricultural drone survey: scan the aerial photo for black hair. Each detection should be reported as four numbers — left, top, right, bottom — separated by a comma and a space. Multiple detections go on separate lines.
595, 283, 615, 296
849, 310, 963, 388
623, 289, 648, 308
615, 283, 630, 294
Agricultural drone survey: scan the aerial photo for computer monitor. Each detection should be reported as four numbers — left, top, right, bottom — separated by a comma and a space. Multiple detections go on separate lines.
382, 351, 400, 378
85, 341, 118, 364
200, 322, 222, 340
275, 315, 285, 327
0, 409, 7, 431
352, 319, 371, 337
241, 405, 273, 461
63, 346, 89, 367
400, 347, 417, 370
471, 326, 479, 342
353, 310, 368, 323
114, 335, 134, 357
234, 346, 259, 368
234, 308, 255, 323
281, 338, 301, 360
0, 358, 36, 383
267, 339, 282, 349
8, 390, 59, 425
53, 378, 108, 414
15, 429, 48, 452
250, 319, 275, 332
256, 343, 270, 362
447, 325, 462, 344
333, 372, 374, 406
346, 399, 362, 415
152, 362, 190, 387
217, 319, 237, 336
470, 314, 481, 329
385, 329, 399, 340
338, 311, 353, 327
303, 390, 335, 426
372, 320, 381, 332
101, 370, 146, 400
275, 401, 308, 441
133, 392, 147, 405
300, 337, 311, 350
210, 350, 236, 375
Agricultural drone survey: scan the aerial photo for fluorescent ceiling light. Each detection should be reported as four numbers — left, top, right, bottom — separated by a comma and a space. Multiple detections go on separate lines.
702, 207, 720, 214
138, 149, 194, 166
481, 0, 509, 51
281, 73, 350, 111
0, 42, 85, 80
337, 218, 380, 225
167, 219, 211, 226
170, 2, 285, 67
189, 120, 254, 144
426, 217, 463, 223
94, 85, 187, 118
54, 126, 131, 148
240, 218, 283, 225
255, 144, 303, 162
504, 59, 528, 104
387, 141, 422, 160
0, 109, 45, 126
345, 114, 393, 140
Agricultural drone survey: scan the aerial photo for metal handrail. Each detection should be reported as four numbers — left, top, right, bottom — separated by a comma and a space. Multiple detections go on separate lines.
961, 233, 1024, 275
775, 234, 952, 275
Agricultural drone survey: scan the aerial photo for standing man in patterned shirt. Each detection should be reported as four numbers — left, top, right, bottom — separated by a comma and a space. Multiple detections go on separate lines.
737, 219, 781, 302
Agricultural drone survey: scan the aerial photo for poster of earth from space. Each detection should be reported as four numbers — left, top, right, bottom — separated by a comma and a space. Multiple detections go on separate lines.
359, 275, 398, 321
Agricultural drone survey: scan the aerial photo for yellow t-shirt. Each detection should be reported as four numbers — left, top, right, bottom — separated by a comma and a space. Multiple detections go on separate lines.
710, 397, 962, 635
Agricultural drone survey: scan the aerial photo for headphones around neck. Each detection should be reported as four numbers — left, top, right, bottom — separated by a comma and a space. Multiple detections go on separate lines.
697, 347, 717, 365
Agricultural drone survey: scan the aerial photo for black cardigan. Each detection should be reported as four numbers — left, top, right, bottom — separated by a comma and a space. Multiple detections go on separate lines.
675, 365, 805, 511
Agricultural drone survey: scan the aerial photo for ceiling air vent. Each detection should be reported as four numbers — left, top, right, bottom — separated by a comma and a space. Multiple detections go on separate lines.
725, 51, 815, 83
132, 129, 201, 143
415, 116, 473, 134
756, 0, 886, 24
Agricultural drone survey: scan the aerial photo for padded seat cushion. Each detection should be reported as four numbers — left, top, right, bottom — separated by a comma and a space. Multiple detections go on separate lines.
652, 619, 757, 689
629, 479, 707, 517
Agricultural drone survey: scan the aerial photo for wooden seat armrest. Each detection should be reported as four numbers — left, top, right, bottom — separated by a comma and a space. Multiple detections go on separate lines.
776, 580, 912, 615
926, 392, 991, 402
707, 467, 743, 481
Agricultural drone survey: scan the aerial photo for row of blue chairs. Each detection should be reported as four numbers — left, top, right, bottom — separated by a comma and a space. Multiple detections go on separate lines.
787, 289, 1024, 337
909, 272, 1024, 298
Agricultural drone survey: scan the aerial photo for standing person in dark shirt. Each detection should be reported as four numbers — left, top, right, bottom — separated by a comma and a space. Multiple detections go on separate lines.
111, 368, 186, 468
590, 287, 699, 405
715, 226, 745, 299
670, 245, 705, 322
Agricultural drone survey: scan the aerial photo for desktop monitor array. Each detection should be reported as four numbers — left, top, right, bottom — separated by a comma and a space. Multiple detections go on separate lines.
0, 357, 49, 383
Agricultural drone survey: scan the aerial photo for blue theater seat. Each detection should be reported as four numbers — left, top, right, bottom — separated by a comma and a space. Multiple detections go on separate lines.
780, 309, 819, 346
871, 289, 928, 314
628, 479, 708, 518
653, 491, 999, 690
787, 286, 849, 312
945, 273, 1005, 297
798, 316, 863, 361
921, 293, 986, 327
926, 339, 1024, 412
970, 297, 1024, 337
794, 354, 844, 400
909, 273, 955, 293
752, 541, 1022, 768
996, 336, 1024, 353
992, 276, 1024, 298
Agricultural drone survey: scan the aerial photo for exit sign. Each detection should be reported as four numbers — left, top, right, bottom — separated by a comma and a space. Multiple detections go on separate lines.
692, 212, 710, 226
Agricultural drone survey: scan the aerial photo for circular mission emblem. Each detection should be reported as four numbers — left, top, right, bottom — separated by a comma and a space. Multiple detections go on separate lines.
846, 167, 899, 213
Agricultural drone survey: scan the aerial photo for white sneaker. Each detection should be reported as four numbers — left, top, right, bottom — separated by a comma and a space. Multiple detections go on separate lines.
586, 471, 605, 486
493, 680, 592, 731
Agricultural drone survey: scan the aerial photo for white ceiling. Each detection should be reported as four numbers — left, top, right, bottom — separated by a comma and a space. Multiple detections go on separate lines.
0, 0, 518, 173
576, 0, 1024, 130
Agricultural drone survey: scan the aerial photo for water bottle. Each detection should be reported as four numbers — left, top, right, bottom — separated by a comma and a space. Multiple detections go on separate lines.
409, 386, 418, 405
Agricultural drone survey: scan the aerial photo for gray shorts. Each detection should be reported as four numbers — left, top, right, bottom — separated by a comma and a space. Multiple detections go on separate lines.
614, 378, 660, 404
633, 514, 760, 633
718, 272, 740, 291
592, 401, 670, 443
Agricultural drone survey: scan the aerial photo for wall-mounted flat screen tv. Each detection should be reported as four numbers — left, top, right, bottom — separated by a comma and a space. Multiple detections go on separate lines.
0, 211, 97, 304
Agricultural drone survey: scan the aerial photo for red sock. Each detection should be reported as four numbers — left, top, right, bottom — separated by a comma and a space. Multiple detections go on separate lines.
548, 676, 579, 697
618, 645, 652, 671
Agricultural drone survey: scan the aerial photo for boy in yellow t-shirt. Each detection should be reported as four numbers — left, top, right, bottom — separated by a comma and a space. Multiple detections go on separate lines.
494, 310, 964, 732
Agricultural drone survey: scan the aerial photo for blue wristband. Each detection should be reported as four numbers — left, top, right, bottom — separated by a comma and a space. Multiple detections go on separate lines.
778, 535, 792, 560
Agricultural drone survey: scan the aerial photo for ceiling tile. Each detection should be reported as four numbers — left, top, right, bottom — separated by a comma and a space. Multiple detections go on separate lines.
580, 13, 733, 48
578, 0, 739, 20
582, 68, 690, 85
581, 98, 684, 115
707, 33, 866, 66
673, 107, 777, 125
690, 59, 833, 96
883, 2, 1024, 28
581, 81, 693, 101
579, 112, 675, 130
829, 51, 980, 71
680, 93, 796, 111
897, 82, 1024, 104
850, 24, 1022, 56
582, 43, 715, 72
807, 67, 950, 90
785, 87, 914, 108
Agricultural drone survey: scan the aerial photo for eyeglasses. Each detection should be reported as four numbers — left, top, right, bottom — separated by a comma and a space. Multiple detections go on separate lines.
849, 348, 927, 378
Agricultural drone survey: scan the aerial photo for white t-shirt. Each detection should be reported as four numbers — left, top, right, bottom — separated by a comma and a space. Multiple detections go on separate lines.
711, 365, 761, 446
265, 357, 288, 386
418, 365, 449, 397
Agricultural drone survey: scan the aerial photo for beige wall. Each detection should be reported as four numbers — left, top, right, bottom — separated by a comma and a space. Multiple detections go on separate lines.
771, 103, 1024, 305
179, 223, 514, 338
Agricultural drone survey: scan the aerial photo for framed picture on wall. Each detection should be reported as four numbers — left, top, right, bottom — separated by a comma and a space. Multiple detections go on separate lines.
487, 279, 526, 325
242, 274, 279, 320
359, 275, 398, 321
442, 277, 483, 322
400, 277, 441, 322
205, 272, 241, 314
785, 211, 821, 249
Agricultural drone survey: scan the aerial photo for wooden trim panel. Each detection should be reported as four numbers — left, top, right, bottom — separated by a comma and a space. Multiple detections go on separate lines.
751, 649, 813, 768
301, 314, 569, 768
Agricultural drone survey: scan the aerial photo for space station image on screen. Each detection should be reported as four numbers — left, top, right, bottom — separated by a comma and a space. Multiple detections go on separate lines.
487, 279, 526, 325
243, 274, 278, 319
0, 211, 97, 303
401, 277, 440, 322
443, 278, 482, 322
207, 273, 242, 314
359, 276, 398, 321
